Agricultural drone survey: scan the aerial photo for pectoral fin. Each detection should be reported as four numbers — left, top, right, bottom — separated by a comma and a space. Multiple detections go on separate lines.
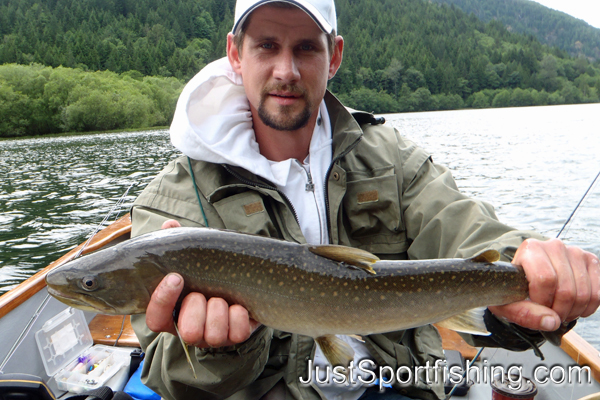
173, 320, 197, 379
309, 245, 379, 275
436, 307, 490, 336
315, 335, 355, 368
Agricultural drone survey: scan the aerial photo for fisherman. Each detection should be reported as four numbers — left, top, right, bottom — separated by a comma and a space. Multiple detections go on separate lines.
129, 0, 600, 399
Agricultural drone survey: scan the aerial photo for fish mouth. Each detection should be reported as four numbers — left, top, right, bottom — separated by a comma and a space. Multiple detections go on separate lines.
46, 286, 117, 314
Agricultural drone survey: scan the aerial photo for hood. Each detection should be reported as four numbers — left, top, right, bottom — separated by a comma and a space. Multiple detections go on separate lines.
169, 57, 331, 187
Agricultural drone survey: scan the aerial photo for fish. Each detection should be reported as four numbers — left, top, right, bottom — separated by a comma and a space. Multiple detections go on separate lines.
46, 227, 530, 369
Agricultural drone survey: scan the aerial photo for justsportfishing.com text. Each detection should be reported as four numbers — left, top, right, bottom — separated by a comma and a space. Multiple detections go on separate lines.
299, 359, 592, 390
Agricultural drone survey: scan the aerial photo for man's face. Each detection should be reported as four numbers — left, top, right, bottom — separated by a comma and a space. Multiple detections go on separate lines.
228, 5, 342, 132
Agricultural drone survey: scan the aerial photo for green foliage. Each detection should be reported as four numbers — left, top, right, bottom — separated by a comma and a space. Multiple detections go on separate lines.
1, 0, 599, 126
0, 0, 229, 81
435, 93, 465, 110
429, 0, 600, 61
492, 89, 511, 108
336, 88, 399, 114
331, 0, 600, 112
470, 92, 491, 109
0, 64, 183, 137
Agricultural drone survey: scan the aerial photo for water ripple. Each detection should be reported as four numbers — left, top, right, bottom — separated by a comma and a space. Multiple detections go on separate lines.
0, 129, 180, 293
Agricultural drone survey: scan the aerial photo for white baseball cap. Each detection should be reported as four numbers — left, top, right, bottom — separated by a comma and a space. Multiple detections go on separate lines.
232, 0, 337, 34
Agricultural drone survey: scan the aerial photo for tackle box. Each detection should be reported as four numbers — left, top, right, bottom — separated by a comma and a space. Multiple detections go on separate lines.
35, 308, 132, 394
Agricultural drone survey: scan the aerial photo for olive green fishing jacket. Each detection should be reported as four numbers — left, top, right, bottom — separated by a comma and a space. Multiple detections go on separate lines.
130, 92, 547, 400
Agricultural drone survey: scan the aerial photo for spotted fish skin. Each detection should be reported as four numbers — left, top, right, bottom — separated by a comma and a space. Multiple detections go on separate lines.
46, 227, 529, 339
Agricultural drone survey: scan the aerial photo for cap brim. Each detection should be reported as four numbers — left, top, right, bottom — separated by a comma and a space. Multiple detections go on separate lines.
232, 0, 333, 34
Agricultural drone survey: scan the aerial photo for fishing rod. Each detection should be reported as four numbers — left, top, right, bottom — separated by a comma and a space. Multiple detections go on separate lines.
0, 183, 137, 373
556, 168, 600, 239
445, 167, 600, 399
73, 182, 138, 259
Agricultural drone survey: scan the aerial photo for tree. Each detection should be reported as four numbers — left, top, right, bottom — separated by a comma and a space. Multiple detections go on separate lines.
510, 88, 536, 106
403, 67, 426, 91
492, 89, 511, 107
336, 88, 398, 114
471, 91, 490, 108
382, 58, 403, 97
539, 54, 560, 92
409, 87, 437, 111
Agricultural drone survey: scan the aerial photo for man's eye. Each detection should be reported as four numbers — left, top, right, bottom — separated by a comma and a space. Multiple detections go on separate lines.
261, 43, 274, 49
300, 44, 313, 51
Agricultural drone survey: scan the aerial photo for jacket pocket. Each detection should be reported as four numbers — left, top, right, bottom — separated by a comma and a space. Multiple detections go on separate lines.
342, 169, 407, 252
212, 191, 279, 238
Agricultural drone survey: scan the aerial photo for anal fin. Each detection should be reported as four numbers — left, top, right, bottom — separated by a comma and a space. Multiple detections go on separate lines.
315, 335, 355, 368
436, 307, 490, 336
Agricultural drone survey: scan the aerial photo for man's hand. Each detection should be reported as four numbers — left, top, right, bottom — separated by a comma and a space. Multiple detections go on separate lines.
144, 220, 261, 348
489, 238, 600, 331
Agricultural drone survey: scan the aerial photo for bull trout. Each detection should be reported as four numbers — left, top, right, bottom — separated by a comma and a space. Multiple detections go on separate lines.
46, 227, 530, 369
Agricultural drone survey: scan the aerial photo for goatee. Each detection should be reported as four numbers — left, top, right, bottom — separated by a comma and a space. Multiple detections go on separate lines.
258, 85, 313, 131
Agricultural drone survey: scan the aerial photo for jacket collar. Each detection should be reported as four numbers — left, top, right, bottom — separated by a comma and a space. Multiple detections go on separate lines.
199, 91, 367, 201
324, 91, 364, 162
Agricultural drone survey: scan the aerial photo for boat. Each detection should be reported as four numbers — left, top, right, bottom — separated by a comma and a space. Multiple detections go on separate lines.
0, 213, 599, 399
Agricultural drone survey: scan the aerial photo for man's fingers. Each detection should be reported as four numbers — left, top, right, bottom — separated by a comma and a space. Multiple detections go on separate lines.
514, 239, 556, 308
582, 252, 600, 318
489, 300, 561, 331
562, 246, 592, 321
146, 273, 183, 335
161, 220, 182, 229
228, 305, 253, 343
499, 239, 600, 334
204, 298, 230, 347
542, 239, 577, 321
178, 293, 208, 345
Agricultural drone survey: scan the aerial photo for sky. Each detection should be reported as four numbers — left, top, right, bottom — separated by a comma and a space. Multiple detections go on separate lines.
529, 0, 600, 29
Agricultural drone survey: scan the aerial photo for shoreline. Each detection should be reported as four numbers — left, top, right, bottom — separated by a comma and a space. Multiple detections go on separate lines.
0, 126, 170, 142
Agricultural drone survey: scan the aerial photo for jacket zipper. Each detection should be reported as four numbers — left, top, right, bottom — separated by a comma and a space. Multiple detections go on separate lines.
223, 165, 301, 227
224, 131, 362, 244
294, 159, 325, 244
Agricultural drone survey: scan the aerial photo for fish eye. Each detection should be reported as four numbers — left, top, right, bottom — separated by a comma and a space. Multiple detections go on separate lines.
80, 276, 98, 291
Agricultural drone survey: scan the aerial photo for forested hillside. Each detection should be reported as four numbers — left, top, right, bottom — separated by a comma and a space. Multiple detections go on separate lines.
1, 0, 600, 137
429, 0, 600, 61
0, 0, 234, 80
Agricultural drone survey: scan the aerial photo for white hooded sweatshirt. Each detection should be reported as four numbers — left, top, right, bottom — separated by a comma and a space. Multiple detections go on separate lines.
169, 57, 373, 400
170, 57, 331, 245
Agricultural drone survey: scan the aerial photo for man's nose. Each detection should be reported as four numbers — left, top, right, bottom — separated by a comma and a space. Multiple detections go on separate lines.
273, 50, 300, 82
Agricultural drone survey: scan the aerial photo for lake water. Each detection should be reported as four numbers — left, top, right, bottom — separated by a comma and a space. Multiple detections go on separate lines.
1, 103, 599, 347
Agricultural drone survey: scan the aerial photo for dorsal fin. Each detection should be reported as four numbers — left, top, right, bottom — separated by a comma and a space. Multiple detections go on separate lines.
308, 245, 379, 275
469, 249, 501, 263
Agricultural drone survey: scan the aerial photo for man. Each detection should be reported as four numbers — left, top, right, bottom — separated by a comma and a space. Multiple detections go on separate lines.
129, 0, 600, 399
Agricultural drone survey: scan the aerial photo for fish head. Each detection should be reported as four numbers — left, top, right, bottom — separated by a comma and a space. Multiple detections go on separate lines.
46, 247, 166, 315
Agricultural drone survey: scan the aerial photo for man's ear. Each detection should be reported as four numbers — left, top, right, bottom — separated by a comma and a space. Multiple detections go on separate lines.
328, 36, 344, 80
227, 33, 242, 74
